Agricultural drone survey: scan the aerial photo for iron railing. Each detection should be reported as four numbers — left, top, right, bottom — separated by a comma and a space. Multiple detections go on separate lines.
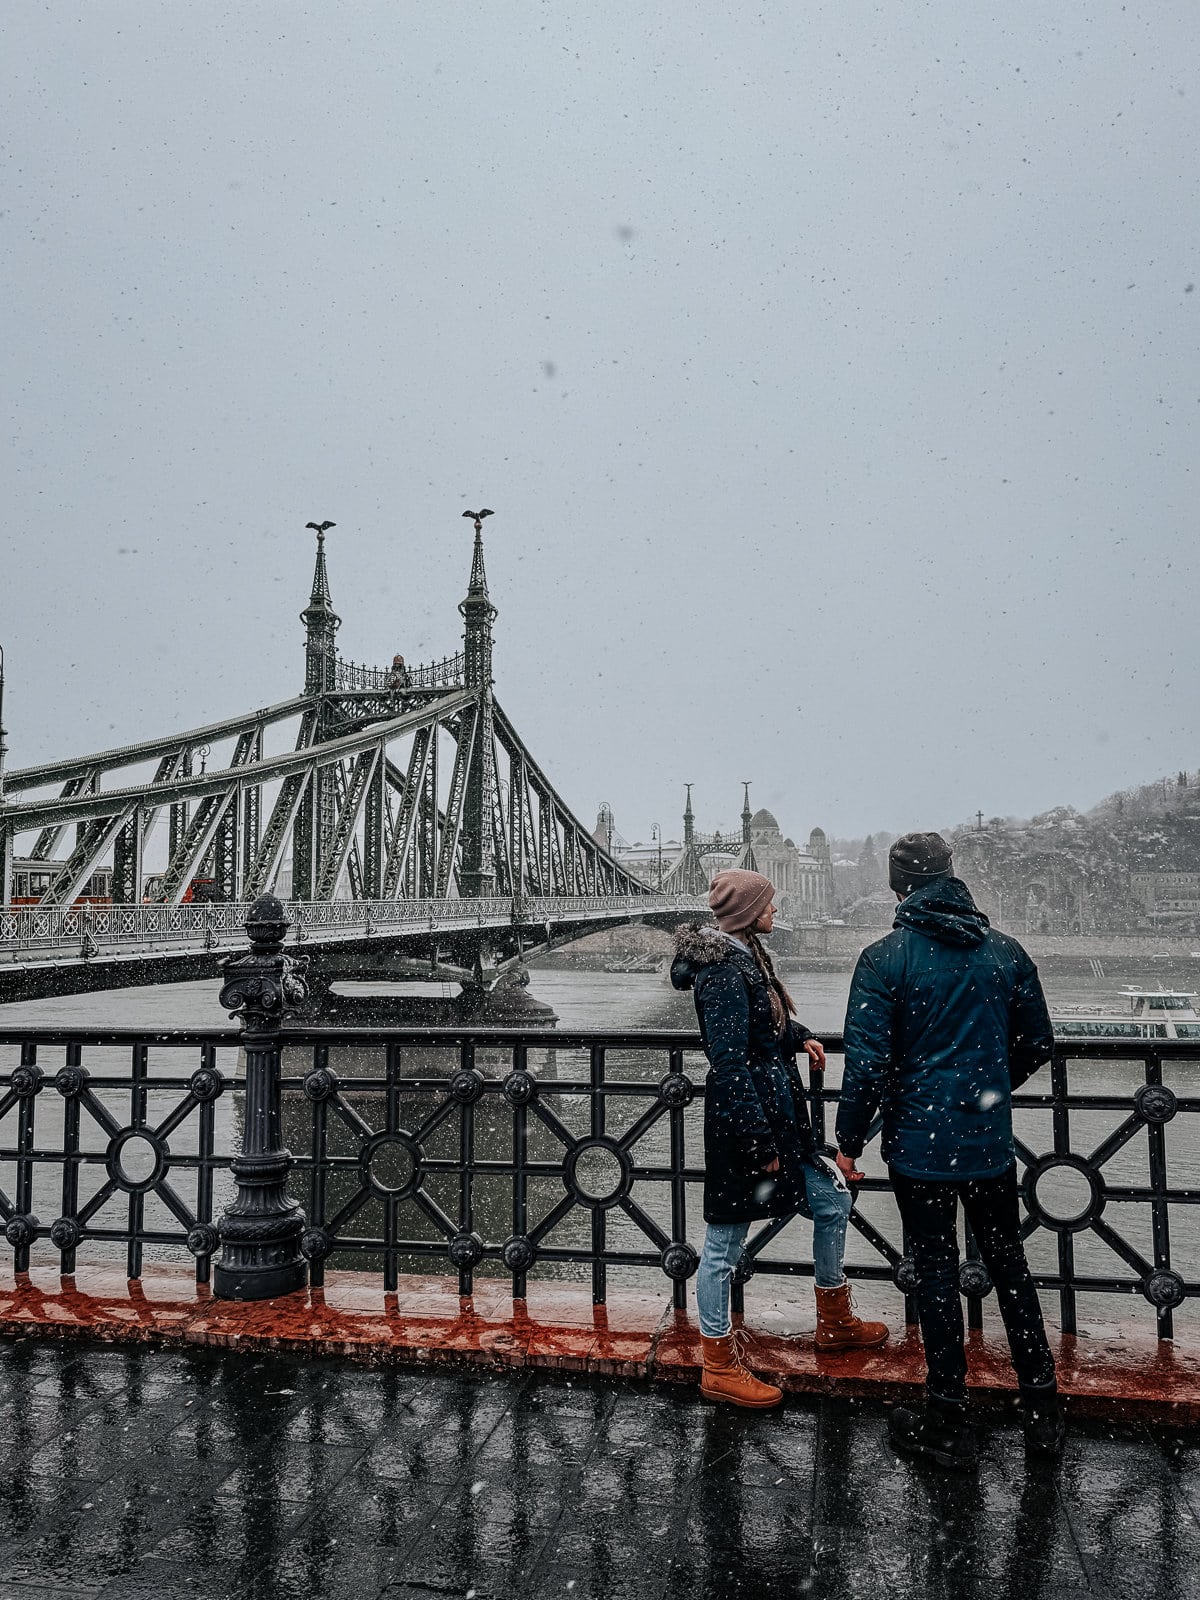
0, 893, 700, 964
334, 652, 466, 692
0, 1030, 235, 1282
0, 1022, 1194, 1339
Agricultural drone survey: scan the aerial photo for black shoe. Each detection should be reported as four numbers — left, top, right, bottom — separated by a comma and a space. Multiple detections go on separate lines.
1021, 1386, 1065, 1458
888, 1395, 978, 1471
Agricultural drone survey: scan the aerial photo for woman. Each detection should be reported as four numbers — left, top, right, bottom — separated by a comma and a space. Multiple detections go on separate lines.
672, 868, 888, 1408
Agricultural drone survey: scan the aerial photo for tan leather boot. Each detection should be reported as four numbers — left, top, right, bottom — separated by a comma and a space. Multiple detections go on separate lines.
700, 1333, 783, 1408
814, 1283, 890, 1352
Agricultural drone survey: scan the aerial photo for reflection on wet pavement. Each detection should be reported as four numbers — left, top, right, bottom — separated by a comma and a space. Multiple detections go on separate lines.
0, 1340, 1194, 1599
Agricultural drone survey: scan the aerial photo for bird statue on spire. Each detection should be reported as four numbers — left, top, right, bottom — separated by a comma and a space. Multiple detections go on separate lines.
462, 509, 494, 534
305, 520, 335, 539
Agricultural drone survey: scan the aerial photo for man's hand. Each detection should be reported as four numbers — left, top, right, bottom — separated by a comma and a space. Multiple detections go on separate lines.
803, 1038, 827, 1071
762, 1156, 781, 1174
835, 1150, 865, 1183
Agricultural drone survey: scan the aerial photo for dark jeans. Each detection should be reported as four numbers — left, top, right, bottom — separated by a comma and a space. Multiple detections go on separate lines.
891, 1164, 1055, 1404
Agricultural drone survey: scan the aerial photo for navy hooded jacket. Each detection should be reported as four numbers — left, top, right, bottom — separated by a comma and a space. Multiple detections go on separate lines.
836, 876, 1054, 1180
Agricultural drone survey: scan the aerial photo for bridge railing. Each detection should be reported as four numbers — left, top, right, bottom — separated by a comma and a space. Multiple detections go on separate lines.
0, 894, 703, 961
0, 1020, 1193, 1342
333, 652, 466, 692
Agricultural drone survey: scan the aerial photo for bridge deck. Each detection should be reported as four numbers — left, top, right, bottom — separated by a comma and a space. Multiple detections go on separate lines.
0, 896, 706, 1002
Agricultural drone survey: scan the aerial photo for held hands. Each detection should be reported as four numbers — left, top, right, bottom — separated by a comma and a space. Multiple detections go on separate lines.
835, 1150, 865, 1183
803, 1039, 827, 1070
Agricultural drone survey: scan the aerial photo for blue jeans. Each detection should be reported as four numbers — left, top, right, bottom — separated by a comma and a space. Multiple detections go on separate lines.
695, 1158, 853, 1338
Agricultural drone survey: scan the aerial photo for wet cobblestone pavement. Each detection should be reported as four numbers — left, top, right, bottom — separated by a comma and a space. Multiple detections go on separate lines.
0, 1340, 1196, 1600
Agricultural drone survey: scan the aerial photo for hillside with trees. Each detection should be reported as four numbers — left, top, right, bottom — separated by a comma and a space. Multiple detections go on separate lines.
828, 772, 1200, 933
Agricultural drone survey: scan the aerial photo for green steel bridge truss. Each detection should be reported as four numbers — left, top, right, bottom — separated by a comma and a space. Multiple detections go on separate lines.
0, 523, 705, 988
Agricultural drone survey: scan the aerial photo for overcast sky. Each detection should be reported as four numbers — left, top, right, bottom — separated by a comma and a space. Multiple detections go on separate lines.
3, 3, 1197, 843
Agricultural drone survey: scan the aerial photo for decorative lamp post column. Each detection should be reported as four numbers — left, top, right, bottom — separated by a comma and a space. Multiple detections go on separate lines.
215, 893, 309, 1300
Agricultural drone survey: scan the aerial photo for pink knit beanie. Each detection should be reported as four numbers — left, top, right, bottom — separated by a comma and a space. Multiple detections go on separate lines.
707, 869, 776, 933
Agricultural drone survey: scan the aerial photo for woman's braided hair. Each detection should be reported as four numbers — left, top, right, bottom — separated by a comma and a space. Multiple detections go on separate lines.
742, 927, 796, 1039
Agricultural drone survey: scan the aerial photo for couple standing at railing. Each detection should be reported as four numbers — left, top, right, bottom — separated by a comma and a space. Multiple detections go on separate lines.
672, 831, 1063, 1471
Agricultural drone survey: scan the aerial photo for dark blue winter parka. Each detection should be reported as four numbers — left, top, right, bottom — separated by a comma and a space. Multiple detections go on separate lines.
671, 923, 817, 1224
836, 876, 1054, 1181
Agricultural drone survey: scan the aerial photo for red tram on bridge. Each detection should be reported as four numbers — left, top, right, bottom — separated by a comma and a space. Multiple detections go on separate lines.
8, 860, 220, 907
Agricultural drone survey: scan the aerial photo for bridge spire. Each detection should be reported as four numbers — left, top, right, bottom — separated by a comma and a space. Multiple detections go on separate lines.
460, 509, 496, 688
739, 782, 760, 872
674, 783, 708, 897
457, 509, 498, 895
301, 521, 340, 694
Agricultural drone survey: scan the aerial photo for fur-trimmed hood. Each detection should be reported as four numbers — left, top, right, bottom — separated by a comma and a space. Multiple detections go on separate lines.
670, 921, 735, 990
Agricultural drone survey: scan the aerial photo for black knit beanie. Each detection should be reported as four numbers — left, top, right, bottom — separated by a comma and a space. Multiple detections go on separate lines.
889, 831, 953, 895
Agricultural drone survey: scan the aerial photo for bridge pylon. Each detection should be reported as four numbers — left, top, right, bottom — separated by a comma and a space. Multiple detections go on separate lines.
0, 508, 706, 1001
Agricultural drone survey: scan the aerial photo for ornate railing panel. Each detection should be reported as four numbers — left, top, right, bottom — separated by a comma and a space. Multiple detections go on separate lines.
334, 652, 466, 692
1, 1024, 1194, 1342
0, 1031, 239, 1282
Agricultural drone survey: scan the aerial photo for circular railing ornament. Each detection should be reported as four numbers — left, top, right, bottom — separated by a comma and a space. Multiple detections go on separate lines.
959, 1260, 993, 1299
4, 1214, 39, 1249
11, 1064, 44, 1099
660, 1242, 699, 1282
189, 1066, 226, 1104
300, 1226, 335, 1262
448, 1231, 485, 1270
502, 1069, 538, 1107
1142, 1268, 1186, 1310
657, 1072, 695, 1110
55, 1064, 89, 1098
1134, 1084, 1178, 1125
49, 1217, 82, 1252
563, 1137, 634, 1210
1024, 1154, 1106, 1234
186, 1223, 220, 1258
893, 1255, 919, 1294
360, 1133, 421, 1200
106, 1129, 168, 1194
448, 1068, 485, 1106
502, 1235, 536, 1273
733, 1251, 756, 1286
303, 1067, 340, 1103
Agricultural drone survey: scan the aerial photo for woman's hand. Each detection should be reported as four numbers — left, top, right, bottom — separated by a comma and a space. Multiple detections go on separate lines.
762, 1156, 781, 1174
803, 1038, 826, 1070
835, 1150, 864, 1183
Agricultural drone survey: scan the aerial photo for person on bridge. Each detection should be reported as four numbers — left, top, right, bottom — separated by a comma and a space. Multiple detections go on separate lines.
672, 868, 888, 1410
836, 832, 1063, 1469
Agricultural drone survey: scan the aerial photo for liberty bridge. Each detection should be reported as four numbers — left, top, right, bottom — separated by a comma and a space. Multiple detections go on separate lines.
0, 516, 707, 1006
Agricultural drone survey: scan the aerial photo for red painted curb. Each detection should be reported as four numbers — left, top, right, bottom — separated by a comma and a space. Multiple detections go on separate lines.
1, 1264, 1196, 1424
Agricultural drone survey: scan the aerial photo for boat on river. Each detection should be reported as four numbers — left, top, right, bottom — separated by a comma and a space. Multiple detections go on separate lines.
1052, 988, 1200, 1041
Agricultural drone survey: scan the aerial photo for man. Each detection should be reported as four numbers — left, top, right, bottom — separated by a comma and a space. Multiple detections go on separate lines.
835, 832, 1062, 1468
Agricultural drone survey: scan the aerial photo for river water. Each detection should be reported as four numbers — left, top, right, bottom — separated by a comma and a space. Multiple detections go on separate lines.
0, 965, 1194, 1339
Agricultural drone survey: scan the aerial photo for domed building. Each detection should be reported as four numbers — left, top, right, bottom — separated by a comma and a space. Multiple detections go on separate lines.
605, 788, 834, 922
747, 810, 834, 921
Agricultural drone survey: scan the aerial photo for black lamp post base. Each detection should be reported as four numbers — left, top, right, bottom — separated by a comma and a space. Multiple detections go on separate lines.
213, 1257, 308, 1301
